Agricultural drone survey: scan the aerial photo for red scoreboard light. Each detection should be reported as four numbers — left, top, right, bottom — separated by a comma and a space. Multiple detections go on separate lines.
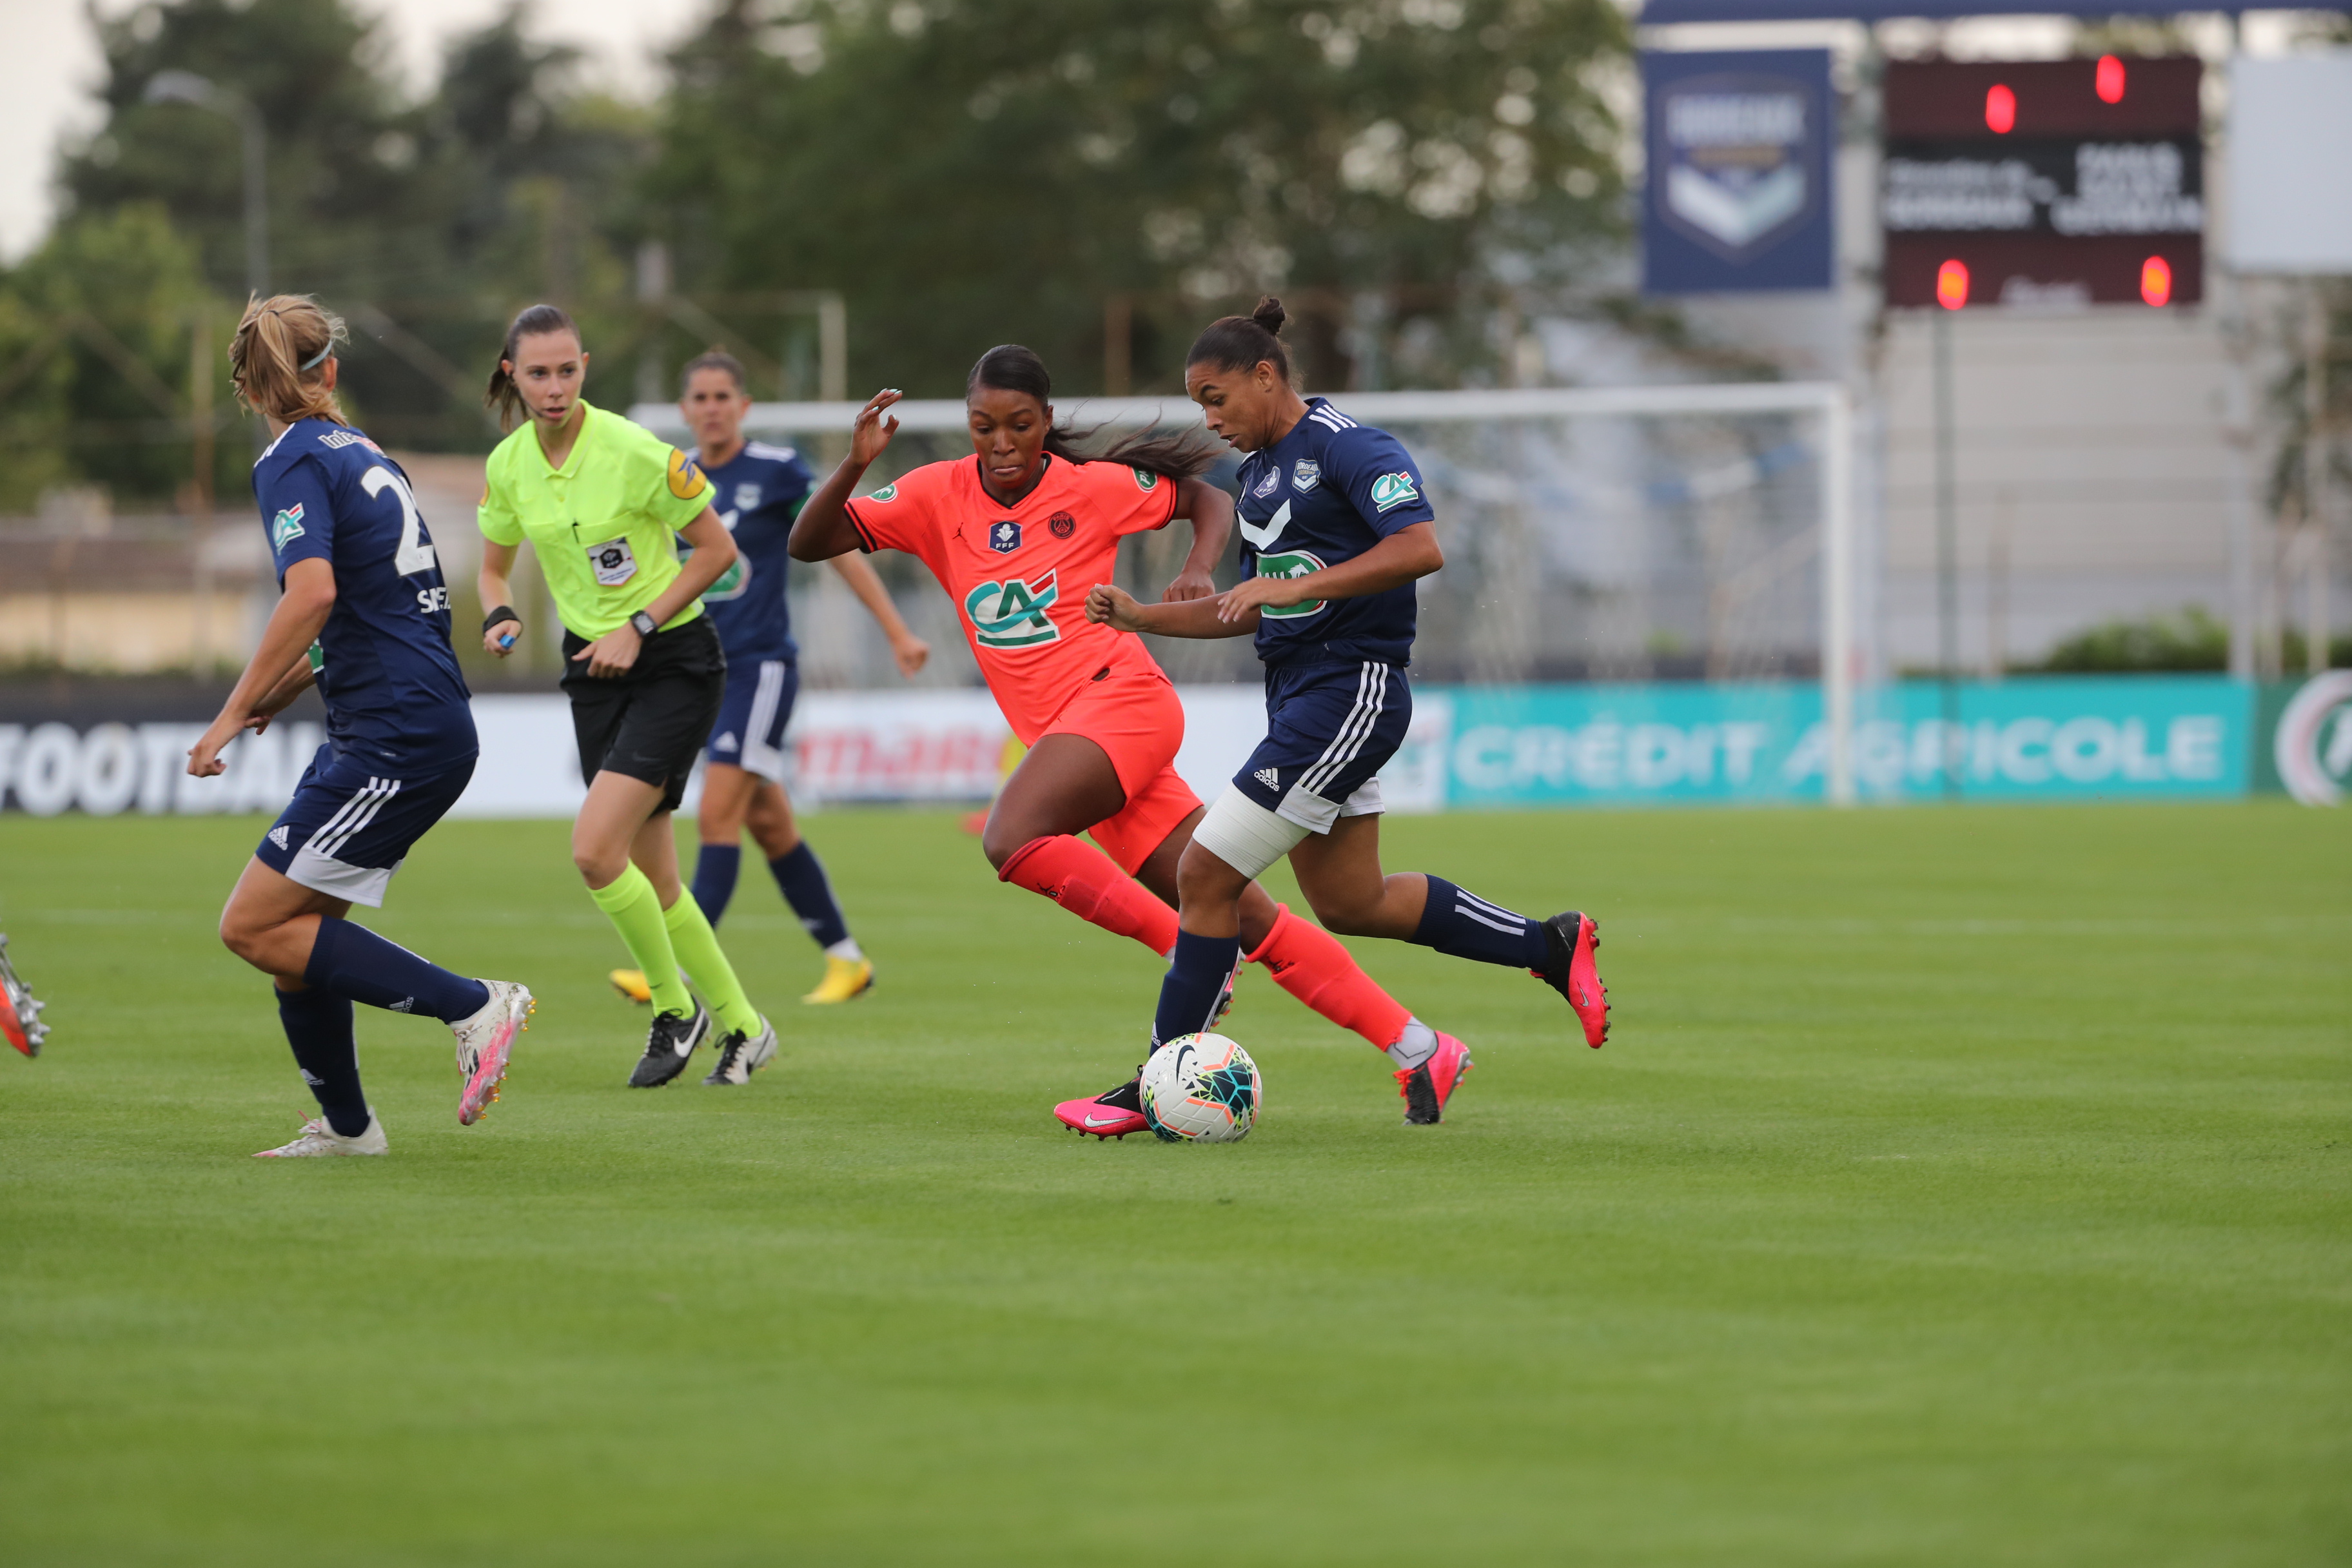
1881, 57, 2203, 309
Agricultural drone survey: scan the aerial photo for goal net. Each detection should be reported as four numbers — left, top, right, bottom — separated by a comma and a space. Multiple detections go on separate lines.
630, 383, 1859, 802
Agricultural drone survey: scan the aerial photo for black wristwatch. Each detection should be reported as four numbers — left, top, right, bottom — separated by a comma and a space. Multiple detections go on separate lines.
628, 610, 659, 639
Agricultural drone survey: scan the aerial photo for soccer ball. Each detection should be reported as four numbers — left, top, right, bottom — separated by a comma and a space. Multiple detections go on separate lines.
1139, 1032, 1262, 1143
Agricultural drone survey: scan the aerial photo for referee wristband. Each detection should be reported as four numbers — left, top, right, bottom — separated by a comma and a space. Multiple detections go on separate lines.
482, 606, 520, 634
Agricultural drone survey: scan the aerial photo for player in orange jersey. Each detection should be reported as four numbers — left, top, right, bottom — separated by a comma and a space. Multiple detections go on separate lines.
790, 345, 1459, 1138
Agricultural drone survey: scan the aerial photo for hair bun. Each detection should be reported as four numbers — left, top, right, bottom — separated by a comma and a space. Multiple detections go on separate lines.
1250, 295, 1287, 336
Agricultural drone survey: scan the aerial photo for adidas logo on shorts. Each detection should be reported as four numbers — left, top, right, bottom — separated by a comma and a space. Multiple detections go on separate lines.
268, 825, 291, 850
1255, 767, 1280, 789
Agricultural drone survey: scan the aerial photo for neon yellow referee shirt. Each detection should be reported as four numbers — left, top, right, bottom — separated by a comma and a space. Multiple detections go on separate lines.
478, 400, 716, 640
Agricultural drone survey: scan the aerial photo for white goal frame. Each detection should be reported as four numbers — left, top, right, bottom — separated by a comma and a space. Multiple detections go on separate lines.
630, 382, 1859, 805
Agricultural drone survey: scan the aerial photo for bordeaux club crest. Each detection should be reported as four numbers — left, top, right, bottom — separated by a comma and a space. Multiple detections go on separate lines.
1654, 71, 1821, 262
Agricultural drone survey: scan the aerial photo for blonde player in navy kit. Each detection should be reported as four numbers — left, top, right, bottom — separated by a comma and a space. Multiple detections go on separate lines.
608, 351, 928, 1009
193, 295, 532, 1156
1086, 298, 1610, 1126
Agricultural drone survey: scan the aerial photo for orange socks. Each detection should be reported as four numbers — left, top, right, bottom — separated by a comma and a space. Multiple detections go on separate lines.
999, 836, 1181, 955
1000, 845, 1412, 1054
1245, 903, 1412, 1051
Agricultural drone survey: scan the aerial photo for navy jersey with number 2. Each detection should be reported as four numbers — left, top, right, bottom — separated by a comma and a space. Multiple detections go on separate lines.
253, 418, 476, 772
1233, 397, 1435, 669
691, 440, 816, 663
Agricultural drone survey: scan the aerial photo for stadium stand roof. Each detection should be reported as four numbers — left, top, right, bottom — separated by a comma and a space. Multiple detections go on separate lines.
1642, 0, 2347, 19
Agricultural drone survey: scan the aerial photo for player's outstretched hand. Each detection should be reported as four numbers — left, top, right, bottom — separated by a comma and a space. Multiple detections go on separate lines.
1161, 565, 1218, 602
891, 632, 931, 678
571, 624, 642, 679
1086, 582, 1146, 632
1213, 574, 1300, 623
850, 389, 903, 467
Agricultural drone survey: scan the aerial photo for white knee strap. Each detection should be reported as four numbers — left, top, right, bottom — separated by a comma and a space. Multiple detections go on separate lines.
1190, 785, 1311, 881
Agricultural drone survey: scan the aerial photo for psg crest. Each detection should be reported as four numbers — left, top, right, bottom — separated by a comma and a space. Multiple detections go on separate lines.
1655, 71, 1820, 262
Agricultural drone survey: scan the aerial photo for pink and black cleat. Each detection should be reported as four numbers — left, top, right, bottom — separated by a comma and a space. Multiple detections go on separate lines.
1535, 912, 1609, 1048
1396, 1032, 1476, 1125
453, 979, 533, 1126
1054, 1070, 1148, 1141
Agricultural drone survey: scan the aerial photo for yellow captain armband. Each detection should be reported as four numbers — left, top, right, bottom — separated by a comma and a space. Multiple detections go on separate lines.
667, 448, 710, 500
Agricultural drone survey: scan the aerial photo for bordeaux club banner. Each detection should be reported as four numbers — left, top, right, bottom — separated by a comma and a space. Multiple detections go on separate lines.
1642, 48, 1837, 295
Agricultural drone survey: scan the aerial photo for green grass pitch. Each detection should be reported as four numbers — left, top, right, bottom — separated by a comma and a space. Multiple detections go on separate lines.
1, 803, 2345, 1565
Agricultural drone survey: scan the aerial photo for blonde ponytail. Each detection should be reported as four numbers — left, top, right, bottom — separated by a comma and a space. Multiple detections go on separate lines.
230, 294, 348, 426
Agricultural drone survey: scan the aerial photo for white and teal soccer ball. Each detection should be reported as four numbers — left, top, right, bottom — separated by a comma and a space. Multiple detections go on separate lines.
1140, 1032, 1262, 1143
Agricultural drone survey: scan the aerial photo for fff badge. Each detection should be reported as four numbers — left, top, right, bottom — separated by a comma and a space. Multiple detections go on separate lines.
1642, 49, 1835, 294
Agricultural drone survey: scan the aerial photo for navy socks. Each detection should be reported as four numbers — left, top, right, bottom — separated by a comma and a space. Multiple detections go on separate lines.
1154, 930, 1242, 1047
1413, 877, 1551, 970
692, 843, 743, 926
275, 984, 369, 1137
769, 842, 851, 950
304, 916, 489, 1024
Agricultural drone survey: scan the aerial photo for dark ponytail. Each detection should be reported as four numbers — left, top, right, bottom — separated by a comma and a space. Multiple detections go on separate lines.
485, 303, 581, 432
966, 343, 1220, 482
1185, 295, 1291, 384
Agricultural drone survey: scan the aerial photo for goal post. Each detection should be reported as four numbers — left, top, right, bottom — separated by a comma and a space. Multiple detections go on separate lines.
629, 380, 1861, 805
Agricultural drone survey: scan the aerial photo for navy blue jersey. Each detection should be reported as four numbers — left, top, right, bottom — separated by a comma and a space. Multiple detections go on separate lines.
253, 418, 476, 772
1233, 398, 1435, 669
689, 440, 814, 662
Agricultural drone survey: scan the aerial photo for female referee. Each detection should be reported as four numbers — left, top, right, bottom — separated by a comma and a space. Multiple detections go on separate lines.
192, 293, 532, 1157
475, 304, 775, 1089
608, 349, 930, 1012
789, 344, 1465, 1140
1086, 298, 1611, 1126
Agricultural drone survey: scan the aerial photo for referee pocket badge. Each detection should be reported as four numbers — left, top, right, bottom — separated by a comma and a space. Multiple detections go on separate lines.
587, 537, 638, 586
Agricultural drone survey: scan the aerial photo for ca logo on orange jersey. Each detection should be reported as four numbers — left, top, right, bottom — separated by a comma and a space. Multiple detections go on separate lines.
963, 571, 1060, 649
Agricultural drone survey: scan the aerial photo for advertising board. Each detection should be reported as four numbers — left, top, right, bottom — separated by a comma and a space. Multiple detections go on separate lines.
1440, 677, 2248, 807
0, 678, 2266, 816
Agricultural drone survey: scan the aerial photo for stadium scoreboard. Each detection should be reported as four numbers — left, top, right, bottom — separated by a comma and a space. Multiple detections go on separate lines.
1881, 57, 2203, 309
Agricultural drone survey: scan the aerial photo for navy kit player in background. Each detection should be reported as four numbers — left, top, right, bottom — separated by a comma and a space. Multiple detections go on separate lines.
190, 295, 532, 1157
607, 351, 928, 1010
1086, 297, 1609, 1125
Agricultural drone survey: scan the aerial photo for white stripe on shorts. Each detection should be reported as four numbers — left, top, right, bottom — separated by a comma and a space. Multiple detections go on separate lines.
302, 776, 382, 857
316, 777, 401, 859
740, 660, 790, 782
1301, 663, 1388, 799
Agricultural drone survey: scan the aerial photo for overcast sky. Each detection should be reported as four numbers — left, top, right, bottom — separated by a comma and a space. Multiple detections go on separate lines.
1, 1, 2324, 261
0, 0, 716, 259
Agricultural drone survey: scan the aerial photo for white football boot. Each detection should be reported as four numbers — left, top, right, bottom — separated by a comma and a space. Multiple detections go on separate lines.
701, 1015, 778, 1086
254, 1113, 388, 1159
451, 979, 533, 1126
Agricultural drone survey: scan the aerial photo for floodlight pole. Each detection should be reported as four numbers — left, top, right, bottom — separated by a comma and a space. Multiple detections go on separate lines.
142, 72, 267, 300
1932, 308, 1961, 800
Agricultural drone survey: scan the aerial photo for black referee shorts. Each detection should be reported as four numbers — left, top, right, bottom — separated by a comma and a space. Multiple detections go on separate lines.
561, 616, 726, 814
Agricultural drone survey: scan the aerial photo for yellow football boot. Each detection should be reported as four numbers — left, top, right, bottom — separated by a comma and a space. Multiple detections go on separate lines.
608, 968, 653, 1004
803, 955, 874, 1004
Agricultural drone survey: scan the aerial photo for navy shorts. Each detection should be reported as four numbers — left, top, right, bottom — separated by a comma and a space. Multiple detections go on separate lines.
1232, 660, 1411, 832
255, 743, 476, 908
704, 656, 800, 783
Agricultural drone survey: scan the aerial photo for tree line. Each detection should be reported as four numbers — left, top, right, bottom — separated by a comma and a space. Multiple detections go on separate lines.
1, 0, 1632, 511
